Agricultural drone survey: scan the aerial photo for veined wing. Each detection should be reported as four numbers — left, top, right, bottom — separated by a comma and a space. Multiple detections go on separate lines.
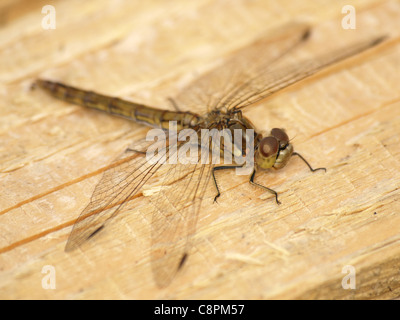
149, 128, 218, 287
173, 22, 310, 114
65, 126, 218, 288
65, 137, 170, 252
226, 35, 386, 110
173, 22, 384, 113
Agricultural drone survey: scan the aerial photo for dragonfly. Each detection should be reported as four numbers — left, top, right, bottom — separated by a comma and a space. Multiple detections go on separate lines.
35, 23, 384, 287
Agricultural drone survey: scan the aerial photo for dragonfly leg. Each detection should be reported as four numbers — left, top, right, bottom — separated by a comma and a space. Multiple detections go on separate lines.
167, 97, 181, 111
125, 147, 146, 154
212, 165, 243, 203
292, 152, 327, 172
249, 169, 281, 205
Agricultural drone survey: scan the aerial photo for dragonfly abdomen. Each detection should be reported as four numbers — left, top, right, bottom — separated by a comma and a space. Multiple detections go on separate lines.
36, 79, 200, 130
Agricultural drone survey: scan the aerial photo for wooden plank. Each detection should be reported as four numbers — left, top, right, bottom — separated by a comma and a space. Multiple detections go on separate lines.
1, 0, 400, 299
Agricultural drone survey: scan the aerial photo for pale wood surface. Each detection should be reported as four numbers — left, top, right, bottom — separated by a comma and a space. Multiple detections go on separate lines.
1, 0, 400, 299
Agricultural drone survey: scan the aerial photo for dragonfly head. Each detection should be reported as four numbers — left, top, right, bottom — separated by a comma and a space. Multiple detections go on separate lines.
255, 128, 293, 170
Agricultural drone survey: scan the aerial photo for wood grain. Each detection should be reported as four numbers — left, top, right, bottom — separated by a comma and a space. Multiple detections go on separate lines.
1, 0, 400, 299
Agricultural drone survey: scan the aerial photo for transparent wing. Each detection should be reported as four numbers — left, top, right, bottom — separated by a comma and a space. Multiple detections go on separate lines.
65, 137, 170, 252
228, 35, 385, 110
173, 22, 311, 114
65, 127, 217, 288
149, 129, 217, 287
173, 22, 384, 113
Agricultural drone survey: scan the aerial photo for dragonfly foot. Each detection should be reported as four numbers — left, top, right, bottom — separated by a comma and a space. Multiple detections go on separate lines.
126, 147, 146, 154
292, 152, 327, 173
312, 167, 327, 173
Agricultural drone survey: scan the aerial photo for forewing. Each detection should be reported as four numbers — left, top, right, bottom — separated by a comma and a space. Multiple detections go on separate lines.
173, 22, 384, 113
172, 22, 310, 113
150, 129, 217, 287
230, 35, 386, 110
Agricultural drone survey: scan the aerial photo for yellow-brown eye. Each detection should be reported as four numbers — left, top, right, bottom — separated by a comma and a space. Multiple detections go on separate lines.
259, 136, 279, 157
271, 128, 289, 147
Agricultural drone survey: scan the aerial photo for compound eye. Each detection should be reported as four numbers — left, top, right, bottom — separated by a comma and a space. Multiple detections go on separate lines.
259, 136, 279, 157
271, 128, 289, 147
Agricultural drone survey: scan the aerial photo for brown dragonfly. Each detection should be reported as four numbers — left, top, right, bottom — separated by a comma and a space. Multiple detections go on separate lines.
35, 23, 384, 287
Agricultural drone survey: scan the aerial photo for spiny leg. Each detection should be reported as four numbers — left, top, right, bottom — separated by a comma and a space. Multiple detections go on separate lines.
126, 148, 146, 154
212, 165, 243, 203
168, 97, 181, 111
292, 152, 326, 172
249, 169, 281, 205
